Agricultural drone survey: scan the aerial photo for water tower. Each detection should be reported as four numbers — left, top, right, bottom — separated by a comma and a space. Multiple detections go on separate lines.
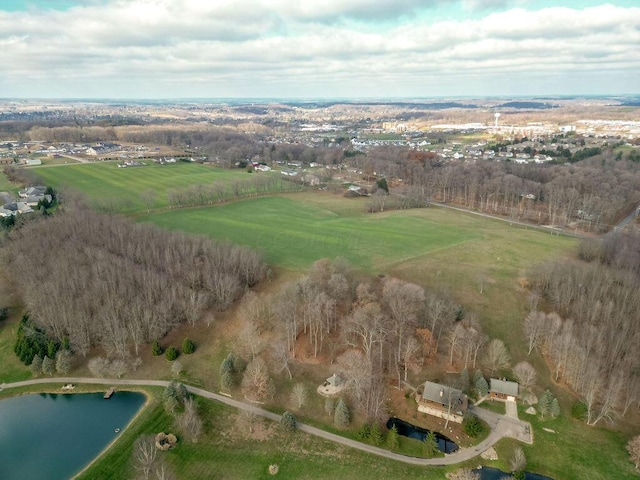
494, 112, 501, 128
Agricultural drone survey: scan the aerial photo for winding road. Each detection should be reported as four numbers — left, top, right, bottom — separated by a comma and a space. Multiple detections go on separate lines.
1, 377, 532, 467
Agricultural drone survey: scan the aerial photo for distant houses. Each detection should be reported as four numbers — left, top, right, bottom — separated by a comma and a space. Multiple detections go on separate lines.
0, 185, 50, 217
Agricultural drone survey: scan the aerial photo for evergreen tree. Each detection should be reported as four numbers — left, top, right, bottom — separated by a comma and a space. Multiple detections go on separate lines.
280, 411, 296, 432
476, 375, 489, 397
30, 353, 42, 375
463, 413, 484, 438
164, 381, 178, 401
182, 338, 195, 354
232, 354, 247, 373
538, 389, 552, 418
164, 395, 179, 415
357, 423, 371, 441
376, 177, 389, 193
55, 349, 72, 374
47, 339, 58, 359
42, 355, 54, 376
221, 371, 235, 391
423, 431, 439, 457
334, 398, 350, 427
151, 340, 163, 356
176, 383, 189, 402
386, 425, 400, 451
165, 346, 178, 361
220, 353, 235, 376
369, 422, 384, 446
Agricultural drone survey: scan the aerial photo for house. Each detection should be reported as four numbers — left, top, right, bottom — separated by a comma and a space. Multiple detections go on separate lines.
489, 378, 519, 401
18, 186, 47, 198
317, 373, 347, 397
417, 381, 468, 423
0, 202, 33, 217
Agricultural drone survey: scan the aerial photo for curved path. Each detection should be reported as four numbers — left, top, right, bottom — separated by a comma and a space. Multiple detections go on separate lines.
0, 377, 531, 466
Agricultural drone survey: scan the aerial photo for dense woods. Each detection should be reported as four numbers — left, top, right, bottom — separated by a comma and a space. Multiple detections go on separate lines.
350, 150, 640, 231
532, 231, 640, 424
3, 210, 265, 357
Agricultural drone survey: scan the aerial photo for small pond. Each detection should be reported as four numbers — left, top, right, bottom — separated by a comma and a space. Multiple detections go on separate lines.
0, 391, 145, 480
473, 466, 554, 480
386, 417, 459, 454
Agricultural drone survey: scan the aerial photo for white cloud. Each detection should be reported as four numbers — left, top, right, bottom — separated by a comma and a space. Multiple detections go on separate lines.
0, 1, 638, 97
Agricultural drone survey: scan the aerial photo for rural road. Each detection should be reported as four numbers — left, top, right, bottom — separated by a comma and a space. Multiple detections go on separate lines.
1, 377, 532, 466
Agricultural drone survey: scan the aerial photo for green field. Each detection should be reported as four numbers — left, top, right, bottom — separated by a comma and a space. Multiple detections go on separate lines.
14, 164, 636, 479
34, 162, 251, 213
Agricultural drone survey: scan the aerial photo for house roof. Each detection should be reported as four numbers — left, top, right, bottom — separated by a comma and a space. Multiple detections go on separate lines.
490, 378, 519, 397
327, 373, 344, 387
421, 381, 465, 406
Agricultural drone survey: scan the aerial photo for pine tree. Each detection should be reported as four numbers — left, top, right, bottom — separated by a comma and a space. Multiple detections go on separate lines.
334, 398, 350, 427
357, 423, 371, 441
30, 353, 42, 376
280, 411, 296, 432
370, 422, 384, 446
55, 350, 72, 374
221, 371, 235, 391
538, 389, 552, 418
42, 355, 54, 376
476, 375, 489, 397
386, 425, 400, 451
423, 431, 439, 457
182, 338, 195, 354
176, 383, 189, 402
165, 346, 178, 361
152, 340, 163, 356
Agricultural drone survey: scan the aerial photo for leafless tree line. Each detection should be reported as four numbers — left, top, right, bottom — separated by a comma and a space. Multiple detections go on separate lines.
350, 150, 640, 232
3, 210, 265, 357
268, 259, 479, 421
165, 175, 304, 210
531, 240, 640, 424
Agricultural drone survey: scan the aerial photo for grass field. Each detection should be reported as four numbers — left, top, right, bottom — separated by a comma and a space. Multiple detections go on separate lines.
34, 162, 251, 213
139, 192, 576, 354
9, 164, 633, 478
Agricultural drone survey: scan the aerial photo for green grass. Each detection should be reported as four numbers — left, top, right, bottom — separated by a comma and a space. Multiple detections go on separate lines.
139, 194, 483, 271
34, 162, 252, 213
0, 317, 31, 383
74, 389, 450, 480
491, 407, 637, 480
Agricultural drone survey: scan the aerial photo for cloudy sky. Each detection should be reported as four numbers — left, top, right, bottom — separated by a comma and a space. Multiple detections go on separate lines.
1, 0, 638, 99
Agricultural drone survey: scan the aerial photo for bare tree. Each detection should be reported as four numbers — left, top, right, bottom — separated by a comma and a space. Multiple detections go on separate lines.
451, 467, 480, 480
292, 383, 308, 409
513, 361, 537, 390
178, 397, 203, 442
88, 357, 111, 378
524, 310, 546, 355
482, 339, 511, 376
510, 446, 527, 473
133, 435, 157, 480
242, 358, 271, 401
110, 358, 129, 378
272, 341, 292, 379
627, 434, 640, 470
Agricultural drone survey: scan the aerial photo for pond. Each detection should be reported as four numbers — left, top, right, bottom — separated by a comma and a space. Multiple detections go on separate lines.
386, 417, 459, 454
0, 391, 146, 480
473, 466, 553, 479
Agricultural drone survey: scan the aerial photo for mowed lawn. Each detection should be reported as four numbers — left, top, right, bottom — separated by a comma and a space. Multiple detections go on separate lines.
34, 162, 251, 213
139, 194, 483, 270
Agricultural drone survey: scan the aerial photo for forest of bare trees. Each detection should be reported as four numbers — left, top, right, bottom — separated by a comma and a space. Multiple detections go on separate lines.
3, 210, 265, 357
264, 259, 484, 422
350, 149, 640, 232
530, 231, 640, 424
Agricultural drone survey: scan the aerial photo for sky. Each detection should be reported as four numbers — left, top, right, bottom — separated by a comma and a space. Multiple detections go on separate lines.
0, 0, 639, 99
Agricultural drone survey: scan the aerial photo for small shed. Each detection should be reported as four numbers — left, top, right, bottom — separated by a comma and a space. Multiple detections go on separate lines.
490, 378, 519, 401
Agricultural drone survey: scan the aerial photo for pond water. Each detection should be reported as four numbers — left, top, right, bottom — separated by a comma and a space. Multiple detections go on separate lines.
473, 466, 554, 480
386, 417, 459, 454
0, 391, 145, 480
